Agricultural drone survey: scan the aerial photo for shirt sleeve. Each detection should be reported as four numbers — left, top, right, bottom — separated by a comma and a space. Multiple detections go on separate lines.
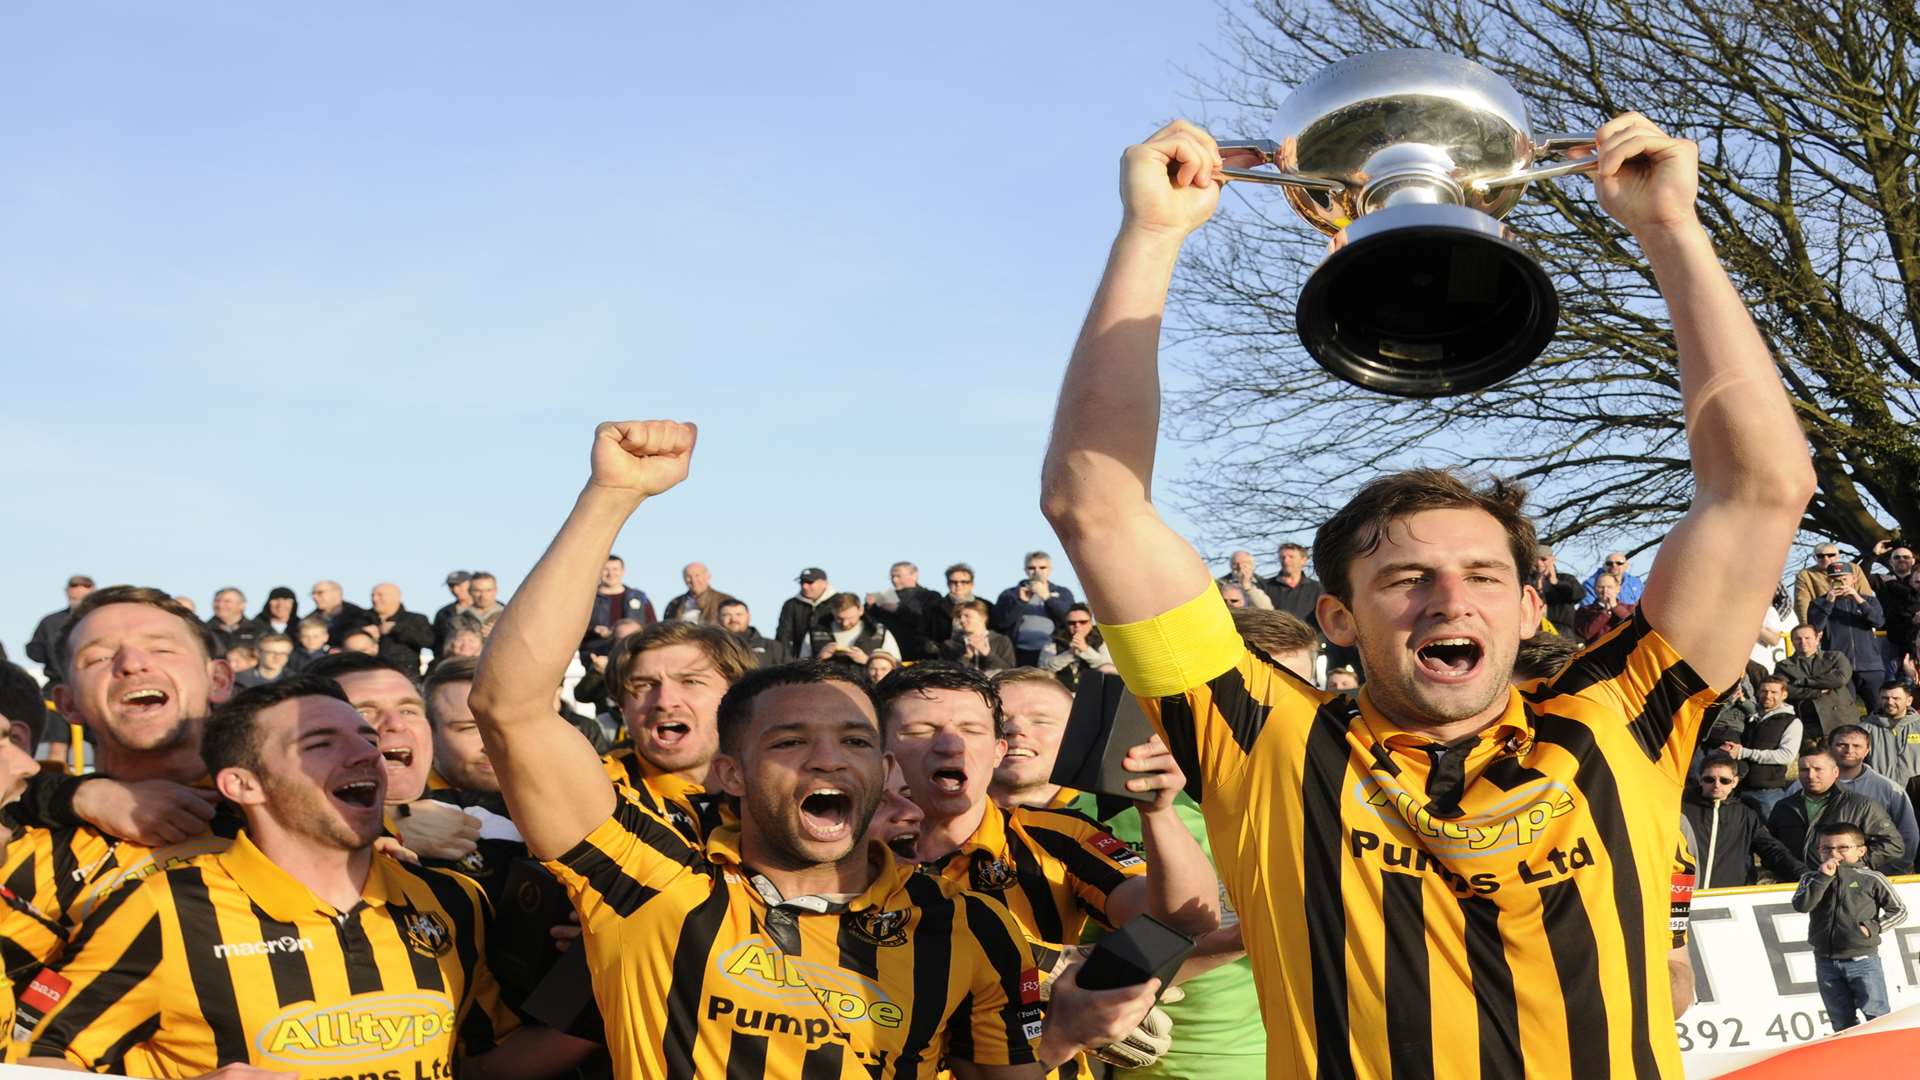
544, 788, 701, 931
1552, 609, 1714, 782
948, 891, 1042, 1068
1101, 583, 1324, 803
23, 877, 165, 1070
1016, 810, 1147, 931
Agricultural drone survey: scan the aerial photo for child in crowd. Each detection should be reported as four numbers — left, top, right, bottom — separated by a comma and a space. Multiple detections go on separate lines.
1792, 821, 1908, 1030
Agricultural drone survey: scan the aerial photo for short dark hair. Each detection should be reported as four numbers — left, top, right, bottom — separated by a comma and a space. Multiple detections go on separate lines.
1881, 681, 1913, 697
1801, 748, 1836, 767
59, 585, 218, 674
609, 622, 755, 709
1313, 468, 1536, 607
202, 675, 351, 777
305, 651, 420, 687
873, 661, 1003, 737
469, 572, 498, 585
715, 661, 873, 754
1512, 635, 1585, 682
1814, 821, 1868, 846
1758, 674, 1789, 691
1828, 724, 1871, 744
422, 657, 479, 728
957, 599, 991, 618
1699, 752, 1739, 776
832, 592, 863, 613
717, 598, 749, 614
606, 555, 624, 566
0, 662, 49, 748
944, 563, 975, 580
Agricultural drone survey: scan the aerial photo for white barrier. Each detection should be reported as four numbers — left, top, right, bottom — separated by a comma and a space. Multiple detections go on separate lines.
1682, 876, 1920, 1076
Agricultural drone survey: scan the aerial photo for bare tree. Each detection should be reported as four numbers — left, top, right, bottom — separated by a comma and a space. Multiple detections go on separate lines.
1169, 0, 1919, 563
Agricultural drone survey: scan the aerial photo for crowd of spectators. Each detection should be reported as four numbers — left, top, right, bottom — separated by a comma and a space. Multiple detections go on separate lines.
5, 532, 1920, 1074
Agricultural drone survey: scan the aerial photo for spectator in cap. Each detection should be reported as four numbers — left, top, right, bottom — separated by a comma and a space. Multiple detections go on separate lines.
776, 566, 836, 658
24, 575, 93, 687
1529, 549, 1584, 636
584, 554, 657, 658
661, 561, 735, 625
431, 570, 472, 657
253, 586, 300, 637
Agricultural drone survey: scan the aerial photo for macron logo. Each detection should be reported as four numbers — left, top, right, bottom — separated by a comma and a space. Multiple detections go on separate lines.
214, 935, 314, 959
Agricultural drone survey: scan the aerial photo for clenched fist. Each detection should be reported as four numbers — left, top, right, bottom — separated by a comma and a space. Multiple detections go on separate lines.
590, 420, 698, 498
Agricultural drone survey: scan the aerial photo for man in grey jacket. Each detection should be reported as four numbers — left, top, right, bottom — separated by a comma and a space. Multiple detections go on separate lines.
1827, 724, 1919, 873
1860, 682, 1920, 787
1718, 674, 1801, 819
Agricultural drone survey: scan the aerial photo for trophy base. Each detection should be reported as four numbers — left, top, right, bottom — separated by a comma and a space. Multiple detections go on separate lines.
1296, 203, 1558, 398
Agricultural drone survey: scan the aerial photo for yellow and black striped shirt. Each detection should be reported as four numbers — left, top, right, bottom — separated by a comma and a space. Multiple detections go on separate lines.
0, 815, 237, 981
923, 801, 1146, 950
1103, 586, 1713, 1080
545, 790, 1043, 1079
23, 830, 516, 1077
601, 745, 718, 845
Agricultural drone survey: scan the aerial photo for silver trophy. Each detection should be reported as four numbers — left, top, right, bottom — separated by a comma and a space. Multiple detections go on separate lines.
1219, 49, 1600, 397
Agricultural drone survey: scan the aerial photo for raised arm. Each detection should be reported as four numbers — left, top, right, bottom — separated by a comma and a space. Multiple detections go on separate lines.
469, 420, 698, 859
1039, 122, 1263, 622
1607, 115, 1817, 689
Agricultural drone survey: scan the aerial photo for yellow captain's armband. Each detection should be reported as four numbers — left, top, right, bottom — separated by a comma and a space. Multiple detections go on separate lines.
1097, 584, 1245, 698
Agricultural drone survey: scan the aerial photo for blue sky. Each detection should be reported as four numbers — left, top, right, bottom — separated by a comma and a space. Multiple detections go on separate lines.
2, 4, 1646, 664
0, 3, 1256, 657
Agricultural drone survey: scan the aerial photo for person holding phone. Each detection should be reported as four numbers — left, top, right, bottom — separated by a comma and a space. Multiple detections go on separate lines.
1811, 560, 1888, 707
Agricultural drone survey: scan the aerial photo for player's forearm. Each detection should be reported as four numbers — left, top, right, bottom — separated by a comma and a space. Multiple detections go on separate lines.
1039, 227, 1184, 531
1638, 221, 1814, 507
472, 483, 645, 719
1132, 807, 1221, 935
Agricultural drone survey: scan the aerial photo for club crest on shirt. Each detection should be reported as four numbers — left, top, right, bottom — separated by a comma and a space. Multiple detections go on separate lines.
849, 907, 910, 947
402, 911, 453, 958
971, 858, 1017, 892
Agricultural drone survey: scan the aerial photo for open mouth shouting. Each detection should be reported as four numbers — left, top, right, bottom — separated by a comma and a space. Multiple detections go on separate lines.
117, 686, 173, 717
798, 787, 855, 843
1414, 636, 1485, 682
647, 719, 692, 750
380, 745, 414, 775
930, 766, 968, 796
330, 772, 383, 811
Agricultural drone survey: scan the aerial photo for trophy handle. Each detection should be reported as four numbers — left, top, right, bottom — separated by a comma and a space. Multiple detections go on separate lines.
1213, 138, 1347, 193
1468, 132, 1599, 193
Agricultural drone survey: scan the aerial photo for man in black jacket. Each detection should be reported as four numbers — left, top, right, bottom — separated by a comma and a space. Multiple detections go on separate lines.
775, 567, 835, 658
863, 561, 946, 661
1792, 821, 1907, 1030
362, 582, 435, 675
1768, 749, 1904, 873
203, 588, 265, 658
24, 574, 93, 687
431, 570, 472, 657
1683, 754, 1798, 886
717, 599, 788, 667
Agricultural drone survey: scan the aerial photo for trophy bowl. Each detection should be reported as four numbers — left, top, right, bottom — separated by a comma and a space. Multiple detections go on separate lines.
1219, 49, 1597, 398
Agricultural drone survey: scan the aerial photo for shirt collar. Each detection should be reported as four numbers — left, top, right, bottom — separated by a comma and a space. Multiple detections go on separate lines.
217, 829, 405, 923
704, 827, 909, 914
1355, 686, 1534, 756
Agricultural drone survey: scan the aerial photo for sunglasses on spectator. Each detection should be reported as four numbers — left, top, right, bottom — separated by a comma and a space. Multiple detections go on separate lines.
1817, 551, 1840, 559
1702, 776, 1736, 785
947, 578, 971, 585
1605, 560, 1627, 566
